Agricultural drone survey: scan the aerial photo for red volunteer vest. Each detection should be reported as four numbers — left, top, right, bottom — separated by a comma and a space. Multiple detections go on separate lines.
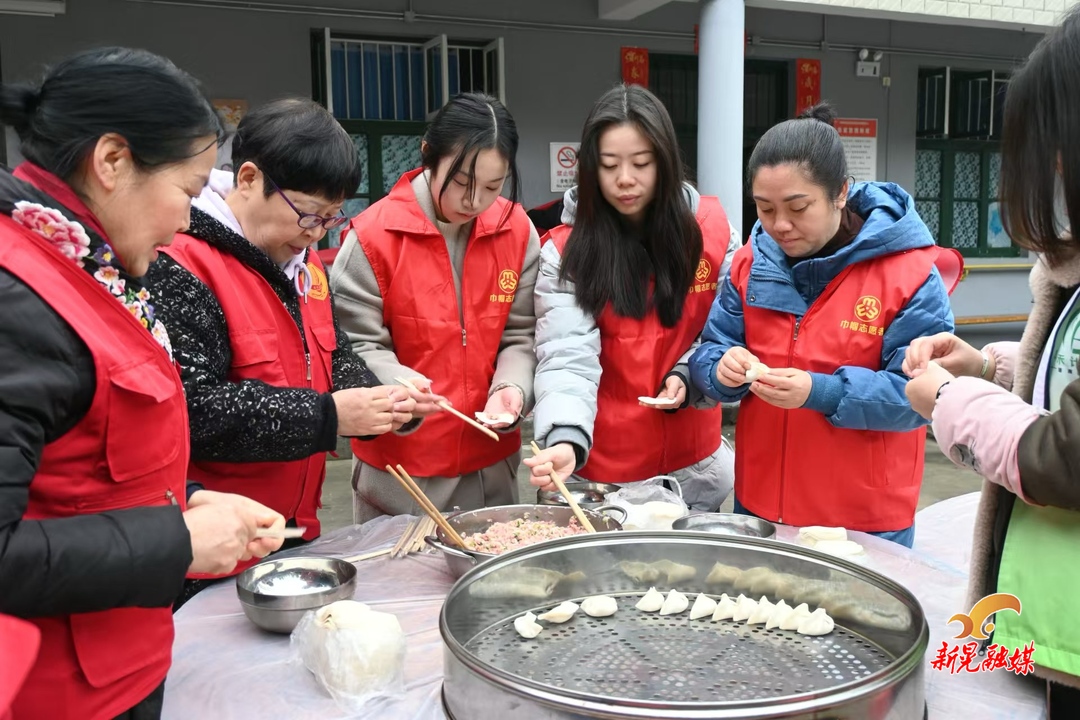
0, 616, 39, 720
549, 197, 730, 482
731, 244, 937, 531
0, 213, 188, 720
349, 169, 530, 477
162, 237, 336, 573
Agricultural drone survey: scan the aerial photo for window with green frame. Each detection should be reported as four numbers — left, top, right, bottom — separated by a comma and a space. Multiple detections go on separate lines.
914, 141, 1017, 257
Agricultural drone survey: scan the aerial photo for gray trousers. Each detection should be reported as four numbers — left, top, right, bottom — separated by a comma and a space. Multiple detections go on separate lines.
352, 451, 522, 523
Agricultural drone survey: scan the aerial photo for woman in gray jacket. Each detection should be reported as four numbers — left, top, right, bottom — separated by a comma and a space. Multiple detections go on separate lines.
525, 85, 737, 511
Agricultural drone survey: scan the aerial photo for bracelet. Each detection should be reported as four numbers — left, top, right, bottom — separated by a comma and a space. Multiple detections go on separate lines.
936, 381, 952, 401
979, 351, 992, 380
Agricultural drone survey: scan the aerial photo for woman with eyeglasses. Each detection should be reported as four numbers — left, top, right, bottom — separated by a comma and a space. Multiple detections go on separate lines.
148, 98, 417, 607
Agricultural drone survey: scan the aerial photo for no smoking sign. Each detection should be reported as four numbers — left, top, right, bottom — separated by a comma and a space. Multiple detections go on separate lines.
550, 142, 581, 193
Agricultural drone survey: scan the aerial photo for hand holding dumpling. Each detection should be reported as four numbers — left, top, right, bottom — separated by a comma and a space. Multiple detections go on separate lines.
640, 375, 686, 410
716, 346, 761, 388
749, 367, 812, 410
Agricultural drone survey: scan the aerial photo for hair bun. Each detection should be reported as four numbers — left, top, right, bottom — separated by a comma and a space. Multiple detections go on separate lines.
797, 101, 837, 127
0, 84, 41, 133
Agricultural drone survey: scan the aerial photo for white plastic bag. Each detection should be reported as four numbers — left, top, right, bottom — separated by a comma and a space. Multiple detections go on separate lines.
290, 600, 406, 712
607, 477, 688, 530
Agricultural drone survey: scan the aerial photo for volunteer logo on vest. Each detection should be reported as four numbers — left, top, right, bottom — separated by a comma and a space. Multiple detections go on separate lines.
490, 269, 518, 304
691, 258, 717, 294
930, 593, 1035, 676
854, 295, 881, 322
307, 262, 329, 301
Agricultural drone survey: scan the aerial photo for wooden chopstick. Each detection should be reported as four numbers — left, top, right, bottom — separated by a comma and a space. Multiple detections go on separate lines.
414, 517, 436, 553
255, 527, 306, 539
394, 376, 500, 442
342, 547, 393, 563
529, 442, 596, 533
385, 464, 468, 549
391, 518, 419, 559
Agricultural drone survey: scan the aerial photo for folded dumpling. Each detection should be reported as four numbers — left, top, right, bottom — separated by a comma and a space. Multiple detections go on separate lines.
653, 559, 698, 584
797, 526, 847, 547
538, 601, 579, 624
746, 596, 776, 625
618, 561, 662, 584
514, 611, 543, 639
765, 599, 792, 630
744, 361, 771, 382
796, 608, 835, 636
636, 587, 665, 612
731, 594, 757, 622
659, 589, 690, 616
711, 593, 737, 621
779, 603, 813, 631
689, 593, 718, 620
705, 562, 743, 587
581, 595, 618, 618
735, 567, 774, 594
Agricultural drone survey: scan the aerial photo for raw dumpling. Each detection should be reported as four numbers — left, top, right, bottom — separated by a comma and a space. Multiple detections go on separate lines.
731, 594, 758, 622
765, 600, 792, 630
812, 539, 865, 558
653, 559, 698, 584
744, 361, 771, 382
581, 595, 618, 618
638, 395, 679, 406
636, 587, 665, 612
705, 562, 743, 587
514, 611, 544, 639
797, 608, 835, 636
746, 596, 776, 625
711, 594, 737, 621
618, 561, 662, 584
475, 411, 516, 426
538, 601, 579, 624
779, 603, 813, 631
689, 593, 718, 620
797, 526, 847, 547
469, 567, 567, 599
736, 567, 775, 594
659, 589, 689, 616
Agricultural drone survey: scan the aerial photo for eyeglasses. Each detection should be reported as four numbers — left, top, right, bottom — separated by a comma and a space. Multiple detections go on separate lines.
262, 172, 349, 231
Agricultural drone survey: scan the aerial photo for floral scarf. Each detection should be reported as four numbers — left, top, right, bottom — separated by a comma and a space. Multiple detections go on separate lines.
0, 165, 172, 357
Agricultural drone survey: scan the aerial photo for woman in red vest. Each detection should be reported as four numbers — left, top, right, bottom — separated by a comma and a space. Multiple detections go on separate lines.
689, 103, 955, 546
525, 85, 738, 511
149, 99, 418, 605
331, 93, 538, 521
0, 48, 284, 720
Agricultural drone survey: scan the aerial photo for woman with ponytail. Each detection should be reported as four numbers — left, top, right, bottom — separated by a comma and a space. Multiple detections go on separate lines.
690, 103, 954, 545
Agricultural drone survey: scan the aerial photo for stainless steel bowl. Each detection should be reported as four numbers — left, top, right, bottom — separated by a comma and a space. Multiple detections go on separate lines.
425, 504, 627, 578
235, 556, 357, 633
536, 481, 621, 509
672, 512, 777, 539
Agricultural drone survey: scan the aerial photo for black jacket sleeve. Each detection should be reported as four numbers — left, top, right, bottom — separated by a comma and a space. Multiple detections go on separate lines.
0, 269, 192, 618
148, 255, 341, 463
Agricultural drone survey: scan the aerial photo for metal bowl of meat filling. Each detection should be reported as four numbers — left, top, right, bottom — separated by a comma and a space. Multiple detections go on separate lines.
537, 481, 622, 510
425, 504, 626, 578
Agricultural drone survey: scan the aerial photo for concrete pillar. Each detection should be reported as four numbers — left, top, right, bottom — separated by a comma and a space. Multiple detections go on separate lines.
697, 0, 745, 236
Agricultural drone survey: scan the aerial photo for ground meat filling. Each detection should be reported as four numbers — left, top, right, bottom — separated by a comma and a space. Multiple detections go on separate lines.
463, 517, 587, 554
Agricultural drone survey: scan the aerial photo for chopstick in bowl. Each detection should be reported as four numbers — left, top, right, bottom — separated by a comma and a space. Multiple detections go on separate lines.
529, 442, 596, 533
385, 464, 468, 549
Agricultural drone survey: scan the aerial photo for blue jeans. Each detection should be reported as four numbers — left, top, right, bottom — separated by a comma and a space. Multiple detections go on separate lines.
732, 497, 915, 548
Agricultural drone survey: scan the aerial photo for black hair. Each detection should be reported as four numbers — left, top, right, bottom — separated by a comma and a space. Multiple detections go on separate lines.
0, 47, 223, 182
747, 102, 848, 201
1000, 5, 1080, 267
420, 92, 521, 214
231, 98, 361, 202
559, 84, 702, 328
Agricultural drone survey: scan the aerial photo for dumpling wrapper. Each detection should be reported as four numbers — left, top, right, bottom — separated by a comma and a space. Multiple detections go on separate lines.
744, 361, 771, 382
581, 595, 618, 618
659, 589, 690, 616
779, 603, 813, 631
797, 526, 848, 547
765, 599, 792, 629
797, 607, 836, 636
689, 593, 718, 620
711, 593, 737, 621
747, 596, 776, 625
638, 395, 680, 406
731, 594, 758, 622
514, 611, 543, 639
538, 600, 579, 624
812, 539, 866, 558
705, 562, 743, 586
475, 411, 516, 426
652, 559, 698, 584
636, 587, 665, 612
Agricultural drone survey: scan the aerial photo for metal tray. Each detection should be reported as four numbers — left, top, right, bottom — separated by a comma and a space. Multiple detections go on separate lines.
441, 531, 928, 719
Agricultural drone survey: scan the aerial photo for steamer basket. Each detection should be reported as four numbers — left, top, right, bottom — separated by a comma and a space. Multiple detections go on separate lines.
440, 531, 928, 719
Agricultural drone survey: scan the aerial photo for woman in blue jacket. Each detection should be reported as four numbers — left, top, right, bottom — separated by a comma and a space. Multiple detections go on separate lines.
689, 103, 954, 546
